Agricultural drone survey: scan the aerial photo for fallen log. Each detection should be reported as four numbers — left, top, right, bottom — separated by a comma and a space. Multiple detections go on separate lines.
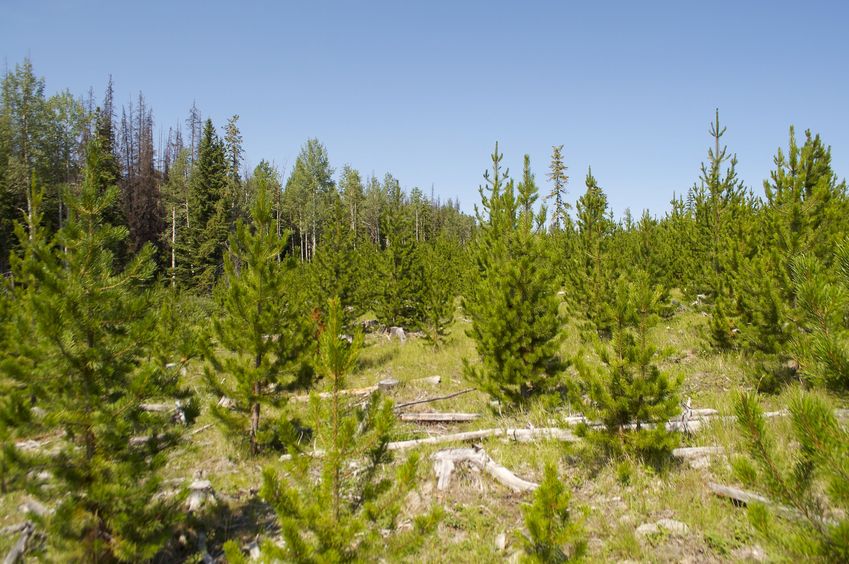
708, 482, 803, 521
387, 427, 578, 450
394, 388, 476, 411
290, 379, 399, 403
3, 521, 33, 564
291, 376, 454, 403
399, 412, 480, 423
280, 427, 578, 461
432, 447, 538, 492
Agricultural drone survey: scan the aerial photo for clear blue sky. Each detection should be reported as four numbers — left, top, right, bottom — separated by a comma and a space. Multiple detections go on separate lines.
3, 0, 848, 217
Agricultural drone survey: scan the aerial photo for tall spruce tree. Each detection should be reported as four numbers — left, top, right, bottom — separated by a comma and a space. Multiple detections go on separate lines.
547, 144, 571, 231
463, 146, 562, 406
1, 170, 184, 560
187, 119, 229, 289
204, 175, 313, 455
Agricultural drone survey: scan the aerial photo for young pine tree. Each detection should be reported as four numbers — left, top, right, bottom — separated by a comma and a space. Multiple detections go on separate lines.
310, 194, 362, 326
204, 176, 313, 455
254, 298, 428, 561
419, 235, 459, 347
790, 243, 849, 391
464, 146, 562, 406
2, 174, 184, 561
375, 191, 424, 329
733, 390, 849, 560
518, 463, 586, 563
576, 271, 681, 460
572, 168, 615, 336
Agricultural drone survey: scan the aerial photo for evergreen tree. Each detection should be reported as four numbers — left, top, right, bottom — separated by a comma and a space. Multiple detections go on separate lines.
187, 119, 229, 288
576, 271, 681, 460
464, 146, 562, 406
546, 144, 571, 231
255, 298, 428, 561
419, 234, 459, 346
572, 167, 615, 335
376, 186, 424, 329
790, 243, 849, 391
310, 193, 362, 325
736, 128, 848, 356
1, 169, 184, 560
734, 390, 849, 560
204, 176, 313, 455
686, 110, 752, 349
518, 463, 586, 563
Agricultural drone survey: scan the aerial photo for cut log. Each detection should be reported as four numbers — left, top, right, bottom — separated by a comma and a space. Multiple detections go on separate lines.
399, 412, 480, 423
3, 521, 33, 564
394, 388, 476, 411
187, 480, 216, 512
290, 385, 379, 402
432, 447, 538, 492
708, 482, 803, 521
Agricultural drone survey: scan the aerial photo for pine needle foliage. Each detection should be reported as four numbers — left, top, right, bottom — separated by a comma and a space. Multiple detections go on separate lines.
733, 390, 849, 560
419, 234, 458, 347
2, 172, 185, 561
518, 463, 586, 563
790, 242, 849, 391
258, 298, 429, 562
204, 176, 313, 455
576, 271, 681, 460
463, 145, 562, 406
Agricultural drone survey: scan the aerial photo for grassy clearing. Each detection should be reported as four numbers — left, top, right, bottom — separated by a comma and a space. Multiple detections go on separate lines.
3, 303, 840, 562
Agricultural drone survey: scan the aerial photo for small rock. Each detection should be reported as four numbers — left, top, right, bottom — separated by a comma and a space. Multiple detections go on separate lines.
656, 518, 689, 535
19, 499, 49, 517
636, 523, 659, 536
495, 532, 508, 551
389, 326, 407, 342
217, 396, 236, 410
247, 539, 261, 559
732, 545, 767, 562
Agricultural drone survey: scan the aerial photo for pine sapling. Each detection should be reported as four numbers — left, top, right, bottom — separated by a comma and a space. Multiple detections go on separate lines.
257, 298, 433, 561
518, 463, 586, 563
1, 171, 186, 561
577, 271, 681, 460
204, 176, 312, 455
733, 390, 849, 560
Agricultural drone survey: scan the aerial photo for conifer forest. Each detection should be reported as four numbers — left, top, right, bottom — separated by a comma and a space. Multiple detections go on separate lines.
1, 36, 849, 562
